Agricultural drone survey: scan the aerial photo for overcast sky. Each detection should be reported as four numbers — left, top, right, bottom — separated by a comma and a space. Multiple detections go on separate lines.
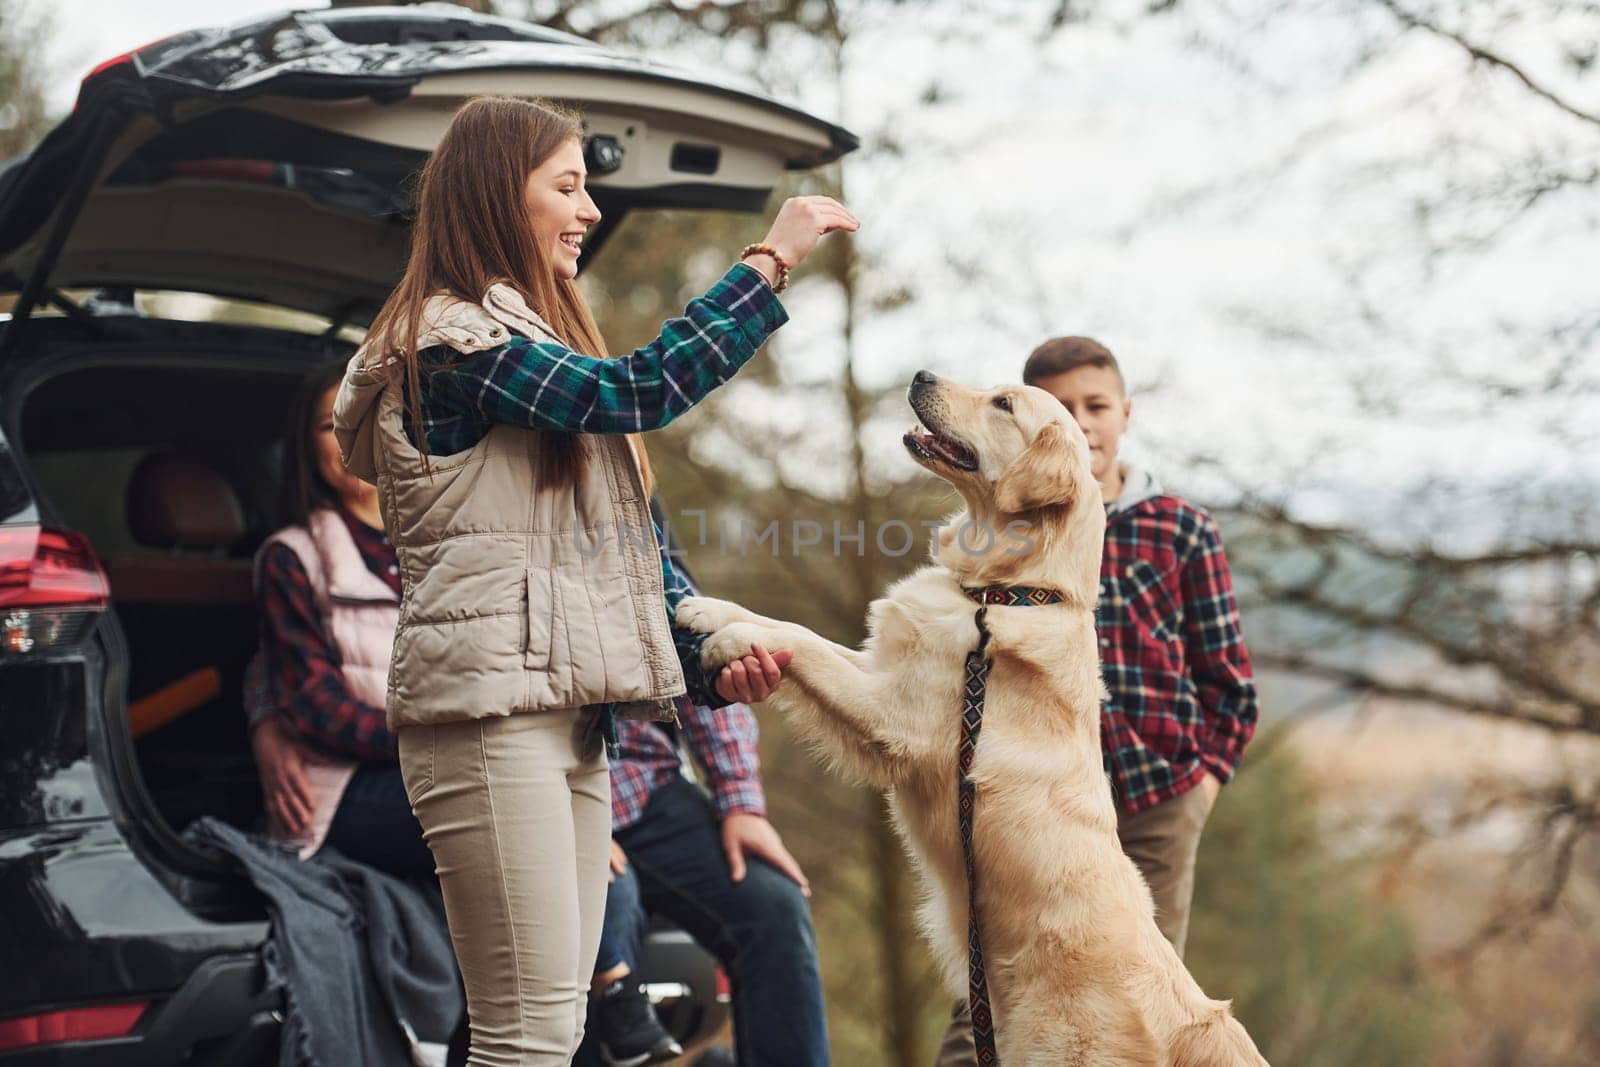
26, 1, 1600, 541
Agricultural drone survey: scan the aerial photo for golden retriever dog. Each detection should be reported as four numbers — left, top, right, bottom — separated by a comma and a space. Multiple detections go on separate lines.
677, 371, 1267, 1066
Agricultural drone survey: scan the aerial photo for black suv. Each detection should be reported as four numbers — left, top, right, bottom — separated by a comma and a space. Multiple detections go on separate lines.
0, 7, 852, 1063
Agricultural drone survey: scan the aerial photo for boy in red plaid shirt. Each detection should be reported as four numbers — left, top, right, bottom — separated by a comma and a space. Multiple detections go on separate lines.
1025, 335, 1259, 948
936, 336, 1259, 1066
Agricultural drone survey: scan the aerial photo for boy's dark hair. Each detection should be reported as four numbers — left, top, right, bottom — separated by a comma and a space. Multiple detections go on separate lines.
1022, 336, 1125, 394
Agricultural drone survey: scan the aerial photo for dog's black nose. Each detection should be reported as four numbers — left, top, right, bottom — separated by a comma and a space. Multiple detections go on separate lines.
912, 370, 937, 387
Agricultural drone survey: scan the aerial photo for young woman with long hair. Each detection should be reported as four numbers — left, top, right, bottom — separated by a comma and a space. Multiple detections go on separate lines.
333, 96, 856, 1064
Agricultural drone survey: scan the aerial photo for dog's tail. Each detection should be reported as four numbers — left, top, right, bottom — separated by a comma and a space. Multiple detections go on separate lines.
1168, 1002, 1269, 1067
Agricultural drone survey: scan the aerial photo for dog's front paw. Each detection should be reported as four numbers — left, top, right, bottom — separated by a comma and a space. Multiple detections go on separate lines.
676, 595, 754, 634
699, 623, 765, 671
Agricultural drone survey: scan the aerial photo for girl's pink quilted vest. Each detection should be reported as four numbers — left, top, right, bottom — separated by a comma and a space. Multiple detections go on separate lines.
258, 508, 400, 856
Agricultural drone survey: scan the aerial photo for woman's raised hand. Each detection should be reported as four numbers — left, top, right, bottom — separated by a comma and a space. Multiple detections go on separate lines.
759, 196, 860, 269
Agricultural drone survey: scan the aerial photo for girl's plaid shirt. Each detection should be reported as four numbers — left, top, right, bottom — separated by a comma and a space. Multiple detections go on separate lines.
256, 509, 399, 760
403, 263, 785, 708
1097, 495, 1258, 812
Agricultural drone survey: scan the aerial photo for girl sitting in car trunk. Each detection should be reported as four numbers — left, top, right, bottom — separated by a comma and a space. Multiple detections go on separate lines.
245, 360, 433, 880
332, 96, 856, 1065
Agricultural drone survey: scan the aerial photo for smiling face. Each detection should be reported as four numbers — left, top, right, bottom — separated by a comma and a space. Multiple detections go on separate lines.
1027, 365, 1130, 482
312, 383, 376, 511
523, 138, 602, 281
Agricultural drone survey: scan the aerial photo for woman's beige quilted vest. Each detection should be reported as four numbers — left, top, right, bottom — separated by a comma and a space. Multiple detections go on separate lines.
333, 285, 685, 729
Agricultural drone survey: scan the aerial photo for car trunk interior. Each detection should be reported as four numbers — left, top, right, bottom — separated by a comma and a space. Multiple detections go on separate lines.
13, 329, 350, 842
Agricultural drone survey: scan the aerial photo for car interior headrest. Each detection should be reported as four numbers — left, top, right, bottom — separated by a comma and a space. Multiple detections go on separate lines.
126, 452, 247, 550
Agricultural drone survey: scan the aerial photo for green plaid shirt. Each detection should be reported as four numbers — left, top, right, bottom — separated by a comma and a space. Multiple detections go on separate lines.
402, 264, 785, 706
409, 264, 782, 443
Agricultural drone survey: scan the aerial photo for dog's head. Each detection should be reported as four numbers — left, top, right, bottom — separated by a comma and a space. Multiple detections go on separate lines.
904, 370, 1103, 592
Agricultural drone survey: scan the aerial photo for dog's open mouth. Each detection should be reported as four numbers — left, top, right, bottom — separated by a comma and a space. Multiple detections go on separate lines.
903, 424, 979, 471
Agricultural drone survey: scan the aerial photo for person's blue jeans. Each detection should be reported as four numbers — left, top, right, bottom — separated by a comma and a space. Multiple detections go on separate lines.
323, 762, 437, 881
587, 776, 829, 1066
594, 860, 646, 976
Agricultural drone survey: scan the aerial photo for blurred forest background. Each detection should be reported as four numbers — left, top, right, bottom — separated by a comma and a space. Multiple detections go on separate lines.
6, 0, 1598, 1063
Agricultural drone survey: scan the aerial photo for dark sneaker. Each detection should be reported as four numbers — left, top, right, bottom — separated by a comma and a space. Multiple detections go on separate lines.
594, 979, 683, 1066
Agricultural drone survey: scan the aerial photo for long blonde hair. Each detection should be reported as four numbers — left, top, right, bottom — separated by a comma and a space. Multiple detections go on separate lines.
365, 96, 651, 490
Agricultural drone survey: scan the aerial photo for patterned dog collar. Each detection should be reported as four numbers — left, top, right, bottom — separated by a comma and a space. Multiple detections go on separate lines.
961, 585, 1065, 607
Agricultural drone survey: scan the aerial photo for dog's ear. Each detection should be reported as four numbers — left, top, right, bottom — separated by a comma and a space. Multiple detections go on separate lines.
994, 423, 1079, 514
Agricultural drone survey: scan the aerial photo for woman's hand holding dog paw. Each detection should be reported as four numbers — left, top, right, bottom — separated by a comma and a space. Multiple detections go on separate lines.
700, 622, 758, 667
708, 632, 792, 704
687, 606, 792, 703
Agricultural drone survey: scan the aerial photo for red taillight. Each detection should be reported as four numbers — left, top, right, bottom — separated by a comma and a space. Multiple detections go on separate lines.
0, 1001, 147, 1052
714, 965, 732, 1003
0, 526, 108, 608
0, 526, 108, 654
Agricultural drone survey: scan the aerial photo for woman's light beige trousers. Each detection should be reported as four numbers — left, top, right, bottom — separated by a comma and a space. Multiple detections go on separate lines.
399, 709, 610, 1066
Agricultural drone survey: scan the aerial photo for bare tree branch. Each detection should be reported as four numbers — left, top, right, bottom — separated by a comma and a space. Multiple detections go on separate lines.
1374, 0, 1600, 127
1254, 653, 1599, 735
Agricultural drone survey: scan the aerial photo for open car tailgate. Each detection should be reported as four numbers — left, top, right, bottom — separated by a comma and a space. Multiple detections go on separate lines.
0, 5, 856, 324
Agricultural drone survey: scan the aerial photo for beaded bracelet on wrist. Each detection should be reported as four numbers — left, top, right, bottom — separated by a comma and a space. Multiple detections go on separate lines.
739, 242, 790, 294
